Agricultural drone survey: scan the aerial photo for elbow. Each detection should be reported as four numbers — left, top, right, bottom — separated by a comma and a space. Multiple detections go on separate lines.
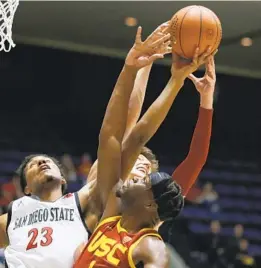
98, 125, 114, 145
134, 134, 147, 147
187, 149, 209, 168
98, 134, 121, 160
197, 152, 209, 167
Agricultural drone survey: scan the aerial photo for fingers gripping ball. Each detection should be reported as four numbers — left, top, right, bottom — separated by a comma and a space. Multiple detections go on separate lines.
170, 5, 222, 59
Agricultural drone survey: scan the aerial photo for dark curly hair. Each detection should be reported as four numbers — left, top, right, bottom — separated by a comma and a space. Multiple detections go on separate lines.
150, 172, 184, 221
16, 154, 67, 195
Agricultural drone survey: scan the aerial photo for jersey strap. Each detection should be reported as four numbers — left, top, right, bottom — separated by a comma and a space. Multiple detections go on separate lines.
6, 201, 13, 234
74, 192, 92, 237
93, 216, 121, 233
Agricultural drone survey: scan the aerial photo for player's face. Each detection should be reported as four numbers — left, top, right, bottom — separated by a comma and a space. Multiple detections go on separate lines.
122, 176, 151, 193
117, 176, 158, 221
24, 156, 66, 194
117, 176, 154, 203
130, 154, 152, 179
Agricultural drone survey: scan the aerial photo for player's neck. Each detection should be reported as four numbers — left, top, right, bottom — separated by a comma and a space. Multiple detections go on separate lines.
33, 188, 62, 202
120, 214, 152, 233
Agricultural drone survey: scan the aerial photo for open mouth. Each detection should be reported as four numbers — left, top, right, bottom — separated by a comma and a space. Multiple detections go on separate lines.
46, 177, 54, 182
137, 166, 147, 174
39, 164, 50, 172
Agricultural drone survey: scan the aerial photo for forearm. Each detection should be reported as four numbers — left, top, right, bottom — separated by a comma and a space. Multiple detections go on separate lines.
99, 65, 138, 143
133, 77, 183, 143
97, 65, 138, 203
121, 77, 184, 180
124, 64, 152, 140
172, 106, 213, 196
0, 214, 8, 248
88, 66, 151, 184
87, 160, 97, 182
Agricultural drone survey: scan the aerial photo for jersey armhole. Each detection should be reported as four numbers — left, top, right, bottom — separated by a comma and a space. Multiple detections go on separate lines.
127, 233, 162, 268
6, 201, 13, 234
74, 192, 92, 237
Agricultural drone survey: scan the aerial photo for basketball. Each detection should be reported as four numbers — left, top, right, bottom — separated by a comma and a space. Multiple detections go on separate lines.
170, 5, 222, 59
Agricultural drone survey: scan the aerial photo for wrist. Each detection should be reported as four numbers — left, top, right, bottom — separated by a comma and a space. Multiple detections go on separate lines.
200, 93, 214, 109
171, 75, 185, 88
123, 64, 139, 75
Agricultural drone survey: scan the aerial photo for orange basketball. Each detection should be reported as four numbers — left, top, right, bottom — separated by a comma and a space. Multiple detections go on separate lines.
170, 5, 222, 59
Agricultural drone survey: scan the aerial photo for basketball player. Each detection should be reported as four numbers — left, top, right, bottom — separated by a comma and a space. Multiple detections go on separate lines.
87, 51, 217, 225
74, 172, 184, 268
122, 54, 217, 197
0, 24, 172, 268
73, 41, 216, 267
73, 52, 216, 266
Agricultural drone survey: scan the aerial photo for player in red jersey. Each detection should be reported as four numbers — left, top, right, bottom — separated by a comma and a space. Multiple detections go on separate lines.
74, 31, 216, 267
86, 22, 216, 230
74, 171, 184, 268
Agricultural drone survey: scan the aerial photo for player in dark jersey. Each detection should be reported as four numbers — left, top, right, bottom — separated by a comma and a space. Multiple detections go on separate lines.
74, 171, 184, 268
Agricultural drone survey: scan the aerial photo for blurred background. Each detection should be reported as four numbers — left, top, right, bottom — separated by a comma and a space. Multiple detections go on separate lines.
0, 1, 261, 268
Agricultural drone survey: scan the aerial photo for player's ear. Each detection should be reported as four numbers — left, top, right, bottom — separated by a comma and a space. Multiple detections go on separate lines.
144, 202, 158, 212
61, 178, 66, 185
24, 185, 31, 195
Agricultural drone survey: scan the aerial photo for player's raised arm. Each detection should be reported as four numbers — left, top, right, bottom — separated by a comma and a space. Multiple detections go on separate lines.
123, 64, 152, 140
172, 55, 216, 196
121, 47, 212, 180
132, 236, 169, 268
98, 27, 172, 220
86, 64, 152, 184
81, 26, 171, 211
0, 214, 8, 248
87, 22, 170, 183
123, 22, 171, 141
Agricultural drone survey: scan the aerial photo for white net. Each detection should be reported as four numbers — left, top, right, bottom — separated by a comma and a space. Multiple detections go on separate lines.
0, 0, 19, 52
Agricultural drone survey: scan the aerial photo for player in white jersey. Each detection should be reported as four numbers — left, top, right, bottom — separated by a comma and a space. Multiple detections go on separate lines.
1, 154, 94, 268
0, 24, 171, 268
5, 190, 88, 267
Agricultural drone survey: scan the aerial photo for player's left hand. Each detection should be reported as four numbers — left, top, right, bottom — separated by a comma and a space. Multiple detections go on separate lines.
125, 23, 171, 69
188, 55, 216, 95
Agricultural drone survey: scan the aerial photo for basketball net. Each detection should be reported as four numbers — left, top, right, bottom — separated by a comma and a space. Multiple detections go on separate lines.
0, 0, 19, 52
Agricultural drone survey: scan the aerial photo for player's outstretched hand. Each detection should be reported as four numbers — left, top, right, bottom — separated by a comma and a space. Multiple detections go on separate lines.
188, 55, 216, 95
125, 22, 171, 69
171, 47, 215, 83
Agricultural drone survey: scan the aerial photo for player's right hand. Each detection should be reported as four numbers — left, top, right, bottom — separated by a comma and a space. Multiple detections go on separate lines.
171, 47, 214, 82
125, 23, 171, 69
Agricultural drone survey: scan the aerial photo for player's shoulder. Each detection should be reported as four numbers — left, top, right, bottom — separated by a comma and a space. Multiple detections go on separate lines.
11, 195, 30, 207
136, 235, 165, 252
56, 192, 77, 203
54, 192, 79, 207
13, 193, 76, 206
62, 193, 75, 199
132, 235, 168, 267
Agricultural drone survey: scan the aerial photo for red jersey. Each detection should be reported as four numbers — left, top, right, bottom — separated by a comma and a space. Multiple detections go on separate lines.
74, 216, 162, 268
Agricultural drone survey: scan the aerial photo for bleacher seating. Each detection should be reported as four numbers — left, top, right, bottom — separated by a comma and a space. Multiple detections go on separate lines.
179, 164, 261, 259
0, 150, 261, 266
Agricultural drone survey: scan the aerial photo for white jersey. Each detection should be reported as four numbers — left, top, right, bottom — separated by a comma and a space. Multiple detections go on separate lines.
5, 193, 89, 268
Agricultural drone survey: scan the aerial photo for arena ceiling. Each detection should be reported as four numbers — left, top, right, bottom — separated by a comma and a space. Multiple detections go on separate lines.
12, 1, 261, 78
